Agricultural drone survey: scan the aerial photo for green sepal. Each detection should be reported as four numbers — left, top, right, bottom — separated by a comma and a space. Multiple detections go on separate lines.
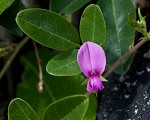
81, 78, 88, 85
100, 76, 108, 82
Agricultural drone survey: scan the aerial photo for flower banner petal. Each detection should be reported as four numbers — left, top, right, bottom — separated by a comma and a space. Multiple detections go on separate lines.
77, 42, 106, 77
87, 42, 106, 75
77, 42, 92, 77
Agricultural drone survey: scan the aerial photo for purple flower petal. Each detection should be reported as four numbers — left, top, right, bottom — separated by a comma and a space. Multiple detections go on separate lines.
77, 42, 106, 77
87, 76, 104, 93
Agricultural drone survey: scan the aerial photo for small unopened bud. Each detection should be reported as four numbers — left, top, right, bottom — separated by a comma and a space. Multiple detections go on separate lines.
37, 81, 43, 93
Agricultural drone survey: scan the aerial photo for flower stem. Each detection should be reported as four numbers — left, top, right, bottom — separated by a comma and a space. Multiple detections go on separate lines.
0, 36, 30, 80
103, 38, 148, 78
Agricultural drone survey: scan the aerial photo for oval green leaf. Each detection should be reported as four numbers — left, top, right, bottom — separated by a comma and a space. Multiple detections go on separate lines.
80, 4, 106, 45
0, 1, 23, 36
8, 98, 39, 120
46, 49, 81, 76
16, 8, 80, 51
98, 0, 135, 74
50, 0, 90, 15
44, 95, 89, 120
83, 94, 97, 120
0, 0, 13, 14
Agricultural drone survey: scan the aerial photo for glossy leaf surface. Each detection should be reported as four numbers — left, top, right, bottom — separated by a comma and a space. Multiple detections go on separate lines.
46, 50, 81, 76
8, 98, 39, 120
50, 0, 90, 15
0, 1, 23, 36
16, 8, 80, 51
0, 0, 13, 14
98, 0, 135, 73
80, 4, 106, 45
44, 95, 89, 120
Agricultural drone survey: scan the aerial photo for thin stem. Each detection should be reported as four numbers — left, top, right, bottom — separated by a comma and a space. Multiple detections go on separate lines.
103, 38, 148, 78
33, 41, 43, 93
0, 36, 30, 80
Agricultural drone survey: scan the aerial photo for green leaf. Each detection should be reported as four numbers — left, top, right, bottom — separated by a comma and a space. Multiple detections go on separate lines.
138, 8, 146, 28
46, 49, 81, 76
44, 95, 89, 120
17, 48, 97, 119
128, 8, 148, 38
8, 98, 39, 120
50, 0, 90, 15
0, 0, 14, 14
98, 0, 135, 74
16, 8, 80, 51
83, 94, 97, 120
0, 1, 23, 36
80, 4, 106, 45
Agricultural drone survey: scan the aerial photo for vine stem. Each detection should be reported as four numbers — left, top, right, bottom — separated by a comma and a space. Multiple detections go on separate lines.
32, 41, 43, 93
0, 36, 30, 80
103, 38, 148, 78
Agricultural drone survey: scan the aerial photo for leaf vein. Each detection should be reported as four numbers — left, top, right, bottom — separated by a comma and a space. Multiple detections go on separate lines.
111, 0, 121, 57
18, 17, 79, 47
50, 60, 77, 72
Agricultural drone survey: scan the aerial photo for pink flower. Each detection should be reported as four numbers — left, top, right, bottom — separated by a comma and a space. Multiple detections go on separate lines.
77, 42, 106, 93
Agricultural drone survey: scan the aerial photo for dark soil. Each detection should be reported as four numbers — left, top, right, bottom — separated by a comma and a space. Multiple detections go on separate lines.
97, 41, 150, 120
